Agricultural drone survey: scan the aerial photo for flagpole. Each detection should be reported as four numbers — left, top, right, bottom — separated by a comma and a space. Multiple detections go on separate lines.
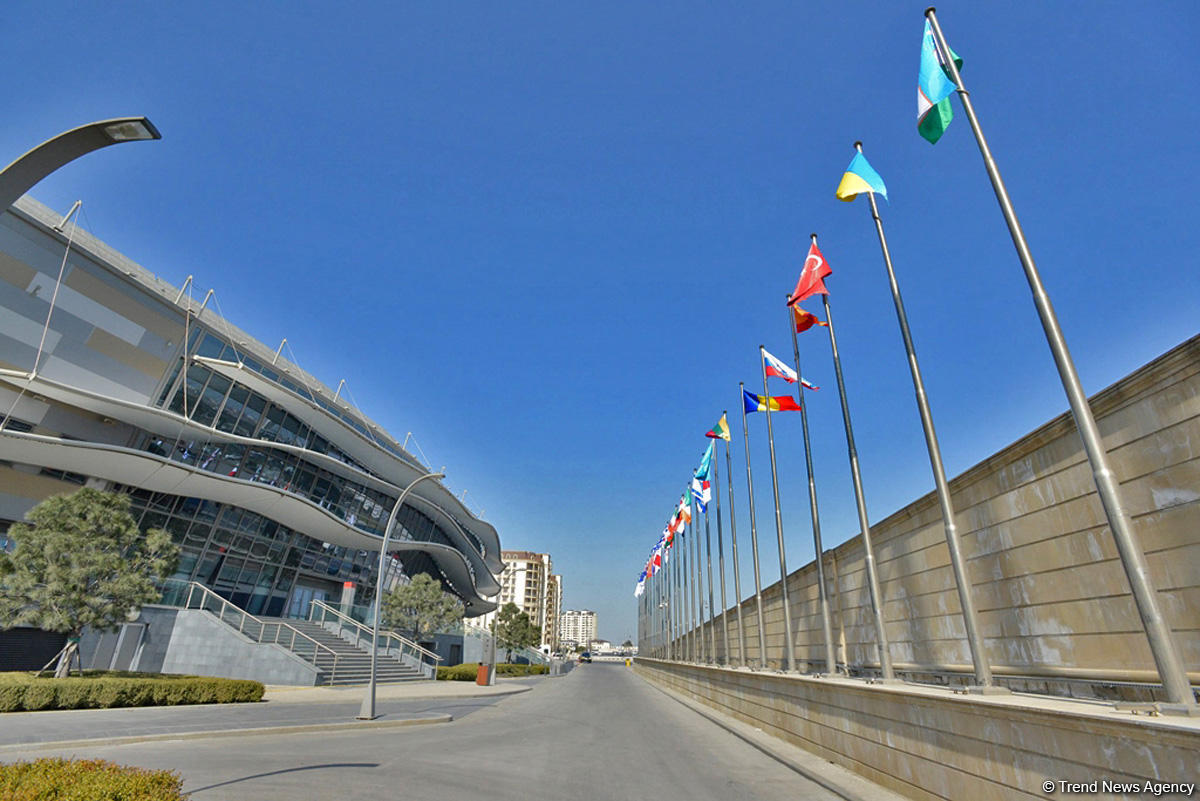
787, 297, 837, 676
686, 513, 696, 661
714, 431, 730, 665
855, 142, 996, 691
817, 258, 895, 681
700, 482, 710, 661
693, 493, 705, 662
691, 493, 702, 662
739, 382, 769, 668
760, 346, 796, 673
724, 435, 747, 667
925, 9, 1195, 711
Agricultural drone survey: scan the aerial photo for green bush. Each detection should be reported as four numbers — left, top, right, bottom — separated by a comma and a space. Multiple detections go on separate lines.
436, 662, 549, 680
436, 663, 479, 681
0, 757, 185, 800
0, 672, 263, 712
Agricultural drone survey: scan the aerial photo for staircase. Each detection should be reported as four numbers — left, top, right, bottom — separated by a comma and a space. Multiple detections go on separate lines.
259, 618, 426, 685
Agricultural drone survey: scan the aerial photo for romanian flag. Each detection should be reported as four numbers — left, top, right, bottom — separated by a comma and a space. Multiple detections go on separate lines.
788, 242, 833, 306
918, 21, 962, 145
743, 389, 801, 413
836, 150, 888, 202
706, 412, 731, 441
793, 306, 829, 333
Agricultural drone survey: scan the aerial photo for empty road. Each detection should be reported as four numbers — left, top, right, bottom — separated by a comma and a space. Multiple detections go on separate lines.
2, 664, 892, 800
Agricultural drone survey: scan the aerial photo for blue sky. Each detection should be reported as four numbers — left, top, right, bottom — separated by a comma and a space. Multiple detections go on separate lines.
5, 2, 1197, 641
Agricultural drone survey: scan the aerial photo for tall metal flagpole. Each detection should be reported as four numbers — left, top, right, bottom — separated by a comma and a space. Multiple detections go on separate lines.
925, 8, 1194, 710
704, 481, 716, 663
818, 256, 894, 681
683, 516, 693, 661
714, 434, 730, 665
739, 383, 769, 668
760, 347, 797, 673
724, 435, 748, 667
693, 493, 705, 662
787, 299, 837, 675
855, 141, 996, 691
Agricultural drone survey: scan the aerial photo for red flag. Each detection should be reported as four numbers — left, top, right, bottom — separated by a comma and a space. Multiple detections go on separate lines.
792, 306, 830, 333
787, 242, 832, 306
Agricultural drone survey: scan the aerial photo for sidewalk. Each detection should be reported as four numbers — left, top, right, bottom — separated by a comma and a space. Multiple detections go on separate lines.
0, 678, 533, 754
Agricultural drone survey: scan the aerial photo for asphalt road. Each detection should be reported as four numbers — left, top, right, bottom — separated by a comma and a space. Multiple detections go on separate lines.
2, 664, 860, 800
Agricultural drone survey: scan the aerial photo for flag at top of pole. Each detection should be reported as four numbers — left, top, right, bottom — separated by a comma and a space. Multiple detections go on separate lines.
918, 20, 963, 144
836, 149, 888, 202
705, 412, 731, 441
792, 306, 829, 333
787, 241, 833, 306
763, 347, 819, 390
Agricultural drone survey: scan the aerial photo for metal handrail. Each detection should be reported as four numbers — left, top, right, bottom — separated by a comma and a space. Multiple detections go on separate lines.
159, 579, 341, 683
308, 600, 442, 671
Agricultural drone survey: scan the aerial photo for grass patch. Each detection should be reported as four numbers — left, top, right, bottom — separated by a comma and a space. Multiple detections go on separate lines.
0, 671, 263, 712
0, 757, 186, 800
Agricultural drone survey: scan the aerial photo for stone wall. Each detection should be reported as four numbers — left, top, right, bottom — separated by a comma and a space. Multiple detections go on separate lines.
637, 659, 1200, 801
692, 335, 1199, 690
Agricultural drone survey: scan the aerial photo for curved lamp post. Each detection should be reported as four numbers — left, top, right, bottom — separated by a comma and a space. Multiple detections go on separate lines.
358, 470, 445, 720
0, 117, 161, 211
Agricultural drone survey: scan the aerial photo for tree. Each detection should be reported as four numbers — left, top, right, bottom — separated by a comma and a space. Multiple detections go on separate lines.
622, 639, 633, 648
381, 572, 463, 644
494, 602, 541, 663
0, 488, 179, 676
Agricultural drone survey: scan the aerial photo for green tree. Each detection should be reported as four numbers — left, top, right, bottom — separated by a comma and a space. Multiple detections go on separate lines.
381, 572, 463, 643
0, 488, 179, 676
622, 639, 633, 648
494, 602, 541, 663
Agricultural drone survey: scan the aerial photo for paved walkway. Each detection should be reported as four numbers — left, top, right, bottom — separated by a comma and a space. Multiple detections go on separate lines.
0, 678, 535, 752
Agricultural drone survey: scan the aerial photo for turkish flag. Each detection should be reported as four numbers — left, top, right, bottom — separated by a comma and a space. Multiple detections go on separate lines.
788, 242, 833, 306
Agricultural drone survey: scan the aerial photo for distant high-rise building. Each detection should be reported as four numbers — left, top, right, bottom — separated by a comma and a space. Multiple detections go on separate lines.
545, 574, 563, 652
559, 609, 597, 648
469, 550, 558, 650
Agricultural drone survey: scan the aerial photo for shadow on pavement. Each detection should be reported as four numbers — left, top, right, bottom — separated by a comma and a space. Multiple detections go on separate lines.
186, 762, 379, 794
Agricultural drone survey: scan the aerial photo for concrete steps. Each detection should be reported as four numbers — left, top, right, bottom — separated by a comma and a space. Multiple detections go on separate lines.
259, 618, 427, 686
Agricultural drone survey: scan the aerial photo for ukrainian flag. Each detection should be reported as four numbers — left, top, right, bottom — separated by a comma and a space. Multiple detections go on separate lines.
836, 150, 888, 202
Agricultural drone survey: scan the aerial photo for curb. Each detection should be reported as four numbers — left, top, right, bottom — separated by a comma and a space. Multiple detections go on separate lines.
262, 683, 533, 704
0, 713, 452, 753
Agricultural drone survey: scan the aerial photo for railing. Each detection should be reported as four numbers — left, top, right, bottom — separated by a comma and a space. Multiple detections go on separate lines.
158, 579, 341, 683
457, 621, 551, 666
308, 600, 442, 678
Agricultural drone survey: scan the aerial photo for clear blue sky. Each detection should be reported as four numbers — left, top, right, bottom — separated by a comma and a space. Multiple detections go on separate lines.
5, 2, 1197, 641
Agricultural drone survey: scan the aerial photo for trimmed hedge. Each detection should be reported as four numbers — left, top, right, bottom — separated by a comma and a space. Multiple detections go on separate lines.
0, 757, 186, 801
496, 663, 548, 676
435, 663, 550, 681
0, 672, 263, 712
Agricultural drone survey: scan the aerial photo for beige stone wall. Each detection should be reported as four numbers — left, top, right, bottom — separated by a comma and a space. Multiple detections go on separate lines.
692, 335, 1200, 685
637, 659, 1200, 801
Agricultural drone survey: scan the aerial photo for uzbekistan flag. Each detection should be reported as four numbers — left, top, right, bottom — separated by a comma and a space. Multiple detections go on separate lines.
836, 150, 888, 202
743, 389, 802, 413
918, 21, 962, 145
788, 242, 833, 306
793, 306, 829, 334
763, 348, 819, 390
706, 412, 731, 441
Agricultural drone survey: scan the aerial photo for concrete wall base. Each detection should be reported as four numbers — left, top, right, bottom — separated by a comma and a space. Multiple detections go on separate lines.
636, 659, 1200, 801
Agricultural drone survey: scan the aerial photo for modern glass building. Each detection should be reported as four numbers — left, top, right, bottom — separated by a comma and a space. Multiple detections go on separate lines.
0, 195, 502, 623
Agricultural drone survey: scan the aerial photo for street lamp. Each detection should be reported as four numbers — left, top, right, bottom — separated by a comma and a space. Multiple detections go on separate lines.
358, 470, 445, 720
0, 117, 161, 211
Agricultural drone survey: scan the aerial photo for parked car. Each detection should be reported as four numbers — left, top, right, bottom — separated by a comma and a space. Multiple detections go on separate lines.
578, 651, 592, 663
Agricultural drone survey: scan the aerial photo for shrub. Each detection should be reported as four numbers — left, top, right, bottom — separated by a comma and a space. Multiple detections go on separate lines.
0, 672, 263, 712
0, 757, 186, 800
436, 663, 479, 681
